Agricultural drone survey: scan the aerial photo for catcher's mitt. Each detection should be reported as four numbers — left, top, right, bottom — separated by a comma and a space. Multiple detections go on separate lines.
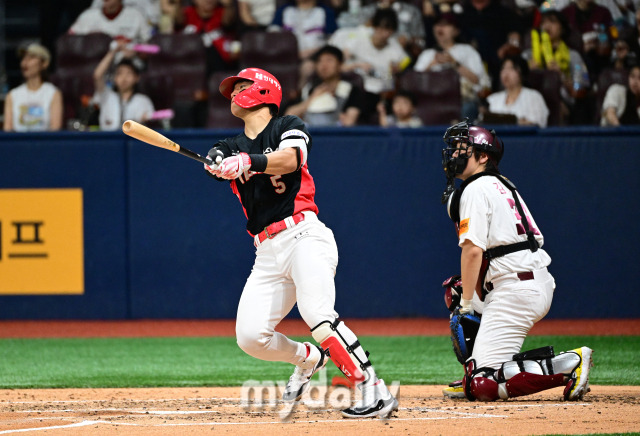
450, 310, 481, 364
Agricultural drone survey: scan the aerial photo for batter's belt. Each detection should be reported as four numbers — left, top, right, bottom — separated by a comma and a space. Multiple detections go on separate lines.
254, 212, 306, 246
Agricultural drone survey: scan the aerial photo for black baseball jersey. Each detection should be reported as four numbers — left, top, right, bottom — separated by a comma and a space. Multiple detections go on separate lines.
210, 115, 319, 236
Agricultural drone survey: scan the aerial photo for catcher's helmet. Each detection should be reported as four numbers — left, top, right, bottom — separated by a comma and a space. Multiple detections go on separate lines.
442, 119, 504, 178
219, 68, 282, 109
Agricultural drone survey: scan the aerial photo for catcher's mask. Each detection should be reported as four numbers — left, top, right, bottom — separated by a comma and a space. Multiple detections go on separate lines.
441, 119, 504, 179
219, 68, 282, 110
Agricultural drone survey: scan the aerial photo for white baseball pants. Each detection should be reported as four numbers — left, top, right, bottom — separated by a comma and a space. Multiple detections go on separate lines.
235, 212, 340, 366
471, 267, 555, 369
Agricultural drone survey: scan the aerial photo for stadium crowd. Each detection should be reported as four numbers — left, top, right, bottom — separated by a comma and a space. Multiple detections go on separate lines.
2, 0, 640, 131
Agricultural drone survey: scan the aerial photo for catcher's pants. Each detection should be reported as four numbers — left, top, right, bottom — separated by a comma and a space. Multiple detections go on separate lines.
471, 267, 555, 370
235, 212, 339, 366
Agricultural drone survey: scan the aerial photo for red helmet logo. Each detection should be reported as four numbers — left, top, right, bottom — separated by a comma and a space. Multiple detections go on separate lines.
219, 68, 282, 109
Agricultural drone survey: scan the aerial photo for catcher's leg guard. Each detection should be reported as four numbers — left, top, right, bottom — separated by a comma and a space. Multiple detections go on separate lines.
463, 359, 500, 402
497, 346, 580, 399
311, 319, 373, 385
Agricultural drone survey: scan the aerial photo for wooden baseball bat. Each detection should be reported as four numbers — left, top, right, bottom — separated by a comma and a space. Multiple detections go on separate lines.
122, 120, 221, 165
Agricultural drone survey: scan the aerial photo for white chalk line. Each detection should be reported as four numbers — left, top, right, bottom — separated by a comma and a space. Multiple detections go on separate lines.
0, 397, 240, 405
0, 420, 102, 434
0, 413, 509, 434
15, 408, 220, 415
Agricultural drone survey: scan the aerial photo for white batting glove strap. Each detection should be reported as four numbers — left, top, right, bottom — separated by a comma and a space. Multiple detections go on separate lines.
459, 298, 474, 315
218, 152, 251, 179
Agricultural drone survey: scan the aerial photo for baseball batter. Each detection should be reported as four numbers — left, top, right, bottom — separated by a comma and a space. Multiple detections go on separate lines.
440, 119, 593, 402
203, 68, 398, 418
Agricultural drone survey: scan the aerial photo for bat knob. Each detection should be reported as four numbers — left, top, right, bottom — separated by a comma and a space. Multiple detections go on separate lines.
205, 156, 222, 166
207, 149, 224, 165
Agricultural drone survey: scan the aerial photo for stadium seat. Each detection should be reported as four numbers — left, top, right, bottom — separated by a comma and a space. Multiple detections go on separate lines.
49, 72, 95, 124
55, 33, 112, 75
239, 30, 300, 103
396, 70, 461, 125
239, 30, 299, 68
145, 34, 208, 127
146, 34, 207, 102
206, 72, 245, 129
53, 33, 112, 124
528, 69, 563, 126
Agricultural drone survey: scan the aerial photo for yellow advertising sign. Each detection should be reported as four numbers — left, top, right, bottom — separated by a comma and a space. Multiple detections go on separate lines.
0, 189, 84, 294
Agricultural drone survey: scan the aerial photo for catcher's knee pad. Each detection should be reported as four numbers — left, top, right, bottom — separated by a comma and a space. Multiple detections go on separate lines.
311, 319, 372, 385
463, 360, 500, 402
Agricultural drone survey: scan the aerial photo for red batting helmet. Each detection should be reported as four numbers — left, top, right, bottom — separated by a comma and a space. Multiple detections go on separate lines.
219, 68, 282, 109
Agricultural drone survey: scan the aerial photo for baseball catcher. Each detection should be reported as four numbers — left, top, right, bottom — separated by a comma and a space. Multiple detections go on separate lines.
439, 119, 593, 402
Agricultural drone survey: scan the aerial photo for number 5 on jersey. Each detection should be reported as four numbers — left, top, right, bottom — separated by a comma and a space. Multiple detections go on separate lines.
270, 175, 286, 194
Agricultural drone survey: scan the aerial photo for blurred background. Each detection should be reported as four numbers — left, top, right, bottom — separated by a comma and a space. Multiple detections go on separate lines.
0, 0, 639, 321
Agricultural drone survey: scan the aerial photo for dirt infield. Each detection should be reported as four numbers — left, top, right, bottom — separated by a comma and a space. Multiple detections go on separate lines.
1, 385, 639, 435
1, 319, 638, 434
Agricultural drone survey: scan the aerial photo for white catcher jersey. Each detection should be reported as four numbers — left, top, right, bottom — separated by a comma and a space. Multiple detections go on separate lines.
457, 175, 551, 282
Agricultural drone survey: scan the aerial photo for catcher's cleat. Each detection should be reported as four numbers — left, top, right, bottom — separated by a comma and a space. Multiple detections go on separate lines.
563, 346, 593, 401
443, 380, 466, 399
341, 379, 398, 419
282, 343, 327, 402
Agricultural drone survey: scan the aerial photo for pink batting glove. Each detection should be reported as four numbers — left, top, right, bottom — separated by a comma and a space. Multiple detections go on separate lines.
218, 153, 251, 179
204, 162, 221, 177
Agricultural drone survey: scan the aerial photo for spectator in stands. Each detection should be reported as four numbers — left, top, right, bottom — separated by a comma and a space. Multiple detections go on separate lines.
347, 0, 426, 57
610, 38, 637, 71
270, 0, 338, 88
92, 41, 155, 131
335, 8, 411, 123
159, 0, 181, 33
458, 0, 524, 90
88, 0, 161, 28
285, 45, 364, 126
171, 0, 239, 76
238, 0, 276, 33
271, 0, 337, 59
377, 90, 423, 127
69, 0, 152, 42
561, 0, 614, 81
413, 9, 490, 120
522, 9, 590, 122
600, 63, 640, 125
485, 55, 549, 127
3, 43, 63, 132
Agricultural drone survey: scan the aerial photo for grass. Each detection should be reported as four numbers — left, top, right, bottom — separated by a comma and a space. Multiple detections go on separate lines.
0, 335, 638, 389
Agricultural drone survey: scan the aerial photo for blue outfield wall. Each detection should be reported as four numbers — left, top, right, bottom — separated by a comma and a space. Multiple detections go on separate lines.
0, 126, 638, 320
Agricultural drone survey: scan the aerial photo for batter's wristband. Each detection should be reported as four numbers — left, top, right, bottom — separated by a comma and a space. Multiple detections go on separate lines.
249, 154, 268, 172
